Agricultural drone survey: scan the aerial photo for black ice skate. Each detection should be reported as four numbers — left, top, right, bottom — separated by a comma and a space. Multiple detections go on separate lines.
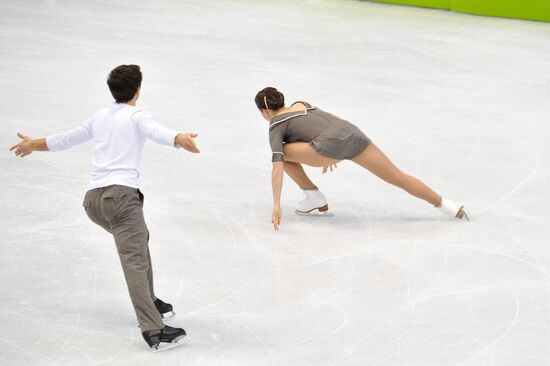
142, 325, 188, 352
154, 298, 175, 319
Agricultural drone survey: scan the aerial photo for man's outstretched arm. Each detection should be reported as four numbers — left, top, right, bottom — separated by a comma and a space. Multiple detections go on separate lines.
175, 133, 200, 153
10, 118, 92, 158
9, 133, 48, 158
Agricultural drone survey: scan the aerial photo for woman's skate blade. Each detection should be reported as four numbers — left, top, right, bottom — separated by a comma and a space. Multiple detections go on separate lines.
456, 205, 471, 221
295, 205, 334, 217
439, 199, 470, 221
150, 334, 189, 353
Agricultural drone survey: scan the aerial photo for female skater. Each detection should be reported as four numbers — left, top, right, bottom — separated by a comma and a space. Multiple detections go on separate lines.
254, 87, 468, 231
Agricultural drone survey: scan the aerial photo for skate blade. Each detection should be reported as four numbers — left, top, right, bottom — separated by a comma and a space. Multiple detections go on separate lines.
150, 334, 189, 353
137, 311, 176, 328
161, 311, 176, 320
295, 209, 334, 217
456, 206, 471, 221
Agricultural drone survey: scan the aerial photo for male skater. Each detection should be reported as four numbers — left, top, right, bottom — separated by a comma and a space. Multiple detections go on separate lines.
10, 64, 198, 351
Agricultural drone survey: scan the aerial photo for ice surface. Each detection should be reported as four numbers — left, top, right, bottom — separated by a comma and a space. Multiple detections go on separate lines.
1, 0, 550, 365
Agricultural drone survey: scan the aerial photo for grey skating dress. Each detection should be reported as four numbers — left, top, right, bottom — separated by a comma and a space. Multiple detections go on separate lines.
269, 101, 371, 162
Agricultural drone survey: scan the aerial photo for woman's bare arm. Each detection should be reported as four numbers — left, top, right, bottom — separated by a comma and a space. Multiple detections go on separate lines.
271, 161, 284, 230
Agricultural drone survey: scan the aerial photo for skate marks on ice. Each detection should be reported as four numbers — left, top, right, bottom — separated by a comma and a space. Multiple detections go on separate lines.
2, 0, 550, 364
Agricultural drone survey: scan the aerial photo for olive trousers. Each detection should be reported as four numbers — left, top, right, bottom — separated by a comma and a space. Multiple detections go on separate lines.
83, 185, 164, 332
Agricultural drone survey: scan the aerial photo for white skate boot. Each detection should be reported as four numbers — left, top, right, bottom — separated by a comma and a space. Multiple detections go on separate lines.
295, 188, 329, 215
438, 198, 470, 221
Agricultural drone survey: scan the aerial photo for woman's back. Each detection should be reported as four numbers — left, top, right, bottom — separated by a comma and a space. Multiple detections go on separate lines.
269, 101, 369, 160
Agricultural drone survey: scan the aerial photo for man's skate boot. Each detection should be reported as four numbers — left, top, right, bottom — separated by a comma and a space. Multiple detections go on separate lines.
154, 298, 175, 319
142, 325, 188, 352
295, 188, 329, 215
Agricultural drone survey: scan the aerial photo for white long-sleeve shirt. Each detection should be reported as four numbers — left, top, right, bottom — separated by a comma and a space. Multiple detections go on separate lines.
46, 103, 179, 190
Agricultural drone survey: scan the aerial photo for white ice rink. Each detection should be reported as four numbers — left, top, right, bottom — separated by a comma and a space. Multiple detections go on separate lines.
2, 0, 550, 365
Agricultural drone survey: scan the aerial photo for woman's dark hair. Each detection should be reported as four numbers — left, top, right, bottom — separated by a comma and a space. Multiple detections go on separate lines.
107, 64, 142, 103
255, 87, 285, 111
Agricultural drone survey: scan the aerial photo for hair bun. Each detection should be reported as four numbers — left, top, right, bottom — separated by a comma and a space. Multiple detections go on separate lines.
255, 87, 285, 110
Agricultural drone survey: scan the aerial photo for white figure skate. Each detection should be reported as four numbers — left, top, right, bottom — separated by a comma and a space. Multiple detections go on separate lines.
438, 198, 470, 221
295, 188, 332, 216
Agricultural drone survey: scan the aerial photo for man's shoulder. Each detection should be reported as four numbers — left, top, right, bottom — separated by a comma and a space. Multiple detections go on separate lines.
120, 105, 150, 118
94, 106, 111, 116
95, 104, 150, 120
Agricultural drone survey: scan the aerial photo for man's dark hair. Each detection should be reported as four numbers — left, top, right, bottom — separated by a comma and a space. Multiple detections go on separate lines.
107, 64, 142, 103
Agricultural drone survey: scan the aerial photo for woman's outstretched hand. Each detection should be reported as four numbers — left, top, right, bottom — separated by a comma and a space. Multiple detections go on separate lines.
175, 133, 200, 153
272, 203, 282, 231
322, 163, 337, 174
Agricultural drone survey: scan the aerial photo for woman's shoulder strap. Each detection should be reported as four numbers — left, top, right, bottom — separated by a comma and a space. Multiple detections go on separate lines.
291, 101, 315, 110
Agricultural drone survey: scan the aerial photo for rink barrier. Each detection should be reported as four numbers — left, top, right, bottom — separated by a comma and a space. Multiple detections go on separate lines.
368, 0, 550, 22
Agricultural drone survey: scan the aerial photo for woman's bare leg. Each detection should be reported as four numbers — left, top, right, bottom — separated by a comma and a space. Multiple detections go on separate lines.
283, 161, 316, 190
282, 142, 341, 189
283, 142, 341, 167
283, 142, 335, 213
352, 143, 442, 206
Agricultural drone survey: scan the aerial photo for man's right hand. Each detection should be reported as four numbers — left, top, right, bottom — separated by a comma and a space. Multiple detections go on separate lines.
175, 133, 200, 153
10, 133, 36, 157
